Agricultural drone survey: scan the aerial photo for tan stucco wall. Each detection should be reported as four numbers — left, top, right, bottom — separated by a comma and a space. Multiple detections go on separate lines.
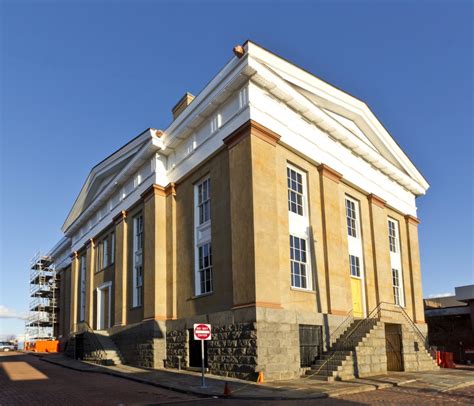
62, 120, 425, 332
174, 147, 234, 318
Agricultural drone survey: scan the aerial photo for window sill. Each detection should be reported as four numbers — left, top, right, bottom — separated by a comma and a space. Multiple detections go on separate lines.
130, 305, 142, 310
290, 287, 315, 294
189, 292, 214, 300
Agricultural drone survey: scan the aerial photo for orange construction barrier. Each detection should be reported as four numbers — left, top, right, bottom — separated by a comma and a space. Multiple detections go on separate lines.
256, 371, 264, 384
441, 352, 456, 368
28, 340, 59, 353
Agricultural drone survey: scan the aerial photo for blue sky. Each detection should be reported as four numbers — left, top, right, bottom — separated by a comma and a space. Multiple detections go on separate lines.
1, 0, 472, 337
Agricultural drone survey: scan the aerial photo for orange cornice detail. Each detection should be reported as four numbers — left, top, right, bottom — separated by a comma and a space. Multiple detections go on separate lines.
368, 193, 386, 208
151, 128, 164, 138
405, 214, 421, 225
317, 164, 343, 183
141, 184, 166, 200
165, 183, 176, 197
232, 301, 283, 310
223, 120, 281, 149
250, 120, 281, 146
113, 210, 127, 223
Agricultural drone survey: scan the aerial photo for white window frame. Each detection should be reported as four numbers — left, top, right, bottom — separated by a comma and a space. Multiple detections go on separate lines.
286, 164, 312, 291
110, 232, 115, 264
345, 196, 366, 316
132, 214, 144, 307
345, 198, 359, 238
103, 237, 109, 269
392, 268, 403, 306
388, 218, 405, 307
194, 176, 213, 296
290, 235, 310, 289
79, 255, 86, 322
95, 241, 103, 272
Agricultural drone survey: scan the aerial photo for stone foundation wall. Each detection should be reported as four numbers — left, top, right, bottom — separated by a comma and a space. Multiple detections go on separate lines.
110, 319, 166, 369
401, 325, 438, 372
166, 329, 187, 369
164, 308, 345, 381
208, 322, 258, 379
352, 321, 388, 378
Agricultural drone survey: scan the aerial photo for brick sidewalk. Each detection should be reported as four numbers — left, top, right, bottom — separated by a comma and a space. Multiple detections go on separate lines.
37, 352, 474, 400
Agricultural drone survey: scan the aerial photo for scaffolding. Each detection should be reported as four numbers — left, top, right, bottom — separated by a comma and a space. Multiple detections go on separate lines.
25, 253, 58, 341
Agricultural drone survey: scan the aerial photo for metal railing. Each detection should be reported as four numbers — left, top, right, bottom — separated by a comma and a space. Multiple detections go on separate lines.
73, 322, 109, 365
311, 301, 433, 378
327, 309, 353, 348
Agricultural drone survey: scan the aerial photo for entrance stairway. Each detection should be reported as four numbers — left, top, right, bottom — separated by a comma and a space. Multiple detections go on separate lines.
306, 318, 383, 381
306, 303, 438, 381
92, 330, 125, 366
66, 322, 125, 366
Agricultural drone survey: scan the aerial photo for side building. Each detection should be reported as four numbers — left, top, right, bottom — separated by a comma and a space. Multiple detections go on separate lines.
47, 41, 437, 380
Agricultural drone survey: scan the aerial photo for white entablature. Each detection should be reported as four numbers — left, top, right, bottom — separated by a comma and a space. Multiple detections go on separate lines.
62, 40, 428, 251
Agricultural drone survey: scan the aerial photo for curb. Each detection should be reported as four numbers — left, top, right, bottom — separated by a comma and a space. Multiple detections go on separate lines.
39, 356, 334, 400
36, 355, 430, 401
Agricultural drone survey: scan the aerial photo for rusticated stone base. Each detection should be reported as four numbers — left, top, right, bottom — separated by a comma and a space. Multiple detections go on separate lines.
207, 322, 258, 379
166, 329, 187, 369
110, 319, 166, 369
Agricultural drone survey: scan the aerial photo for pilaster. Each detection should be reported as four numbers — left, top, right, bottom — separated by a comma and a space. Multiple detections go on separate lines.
368, 194, 392, 305
224, 120, 282, 309
318, 164, 351, 314
85, 239, 95, 327
405, 215, 425, 323
165, 183, 177, 320
113, 210, 128, 326
70, 252, 79, 333
141, 185, 167, 321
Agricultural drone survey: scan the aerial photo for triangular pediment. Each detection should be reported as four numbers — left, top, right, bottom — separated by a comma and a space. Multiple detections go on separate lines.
247, 43, 428, 192
62, 132, 151, 233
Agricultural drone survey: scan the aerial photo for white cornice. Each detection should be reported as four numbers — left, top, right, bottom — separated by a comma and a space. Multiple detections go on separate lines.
246, 41, 429, 193
247, 56, 427, 196
63, 131, 162, 236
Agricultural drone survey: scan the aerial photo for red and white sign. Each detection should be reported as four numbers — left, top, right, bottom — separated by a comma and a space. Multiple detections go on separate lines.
193, 323, 211, 340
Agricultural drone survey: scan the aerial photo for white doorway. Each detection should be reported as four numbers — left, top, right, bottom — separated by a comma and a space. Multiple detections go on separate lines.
97, 282, 112, 330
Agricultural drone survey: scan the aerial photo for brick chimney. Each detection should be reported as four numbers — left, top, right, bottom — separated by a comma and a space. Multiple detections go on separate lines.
172, 92, 195, 120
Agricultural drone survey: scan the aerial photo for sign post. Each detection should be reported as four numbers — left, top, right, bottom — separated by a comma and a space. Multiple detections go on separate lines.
193, 323, 211, 388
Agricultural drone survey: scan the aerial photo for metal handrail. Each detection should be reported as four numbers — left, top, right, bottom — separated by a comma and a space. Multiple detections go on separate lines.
74, 322, 108, 364
314, 302, 387, 377
327, 309, 353, 347
314, 302, 433, 378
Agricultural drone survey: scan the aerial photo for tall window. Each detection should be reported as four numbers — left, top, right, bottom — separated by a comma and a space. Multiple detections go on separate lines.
110, 232, 115, 264
388, 218, 404, 306
96, 241, 102, 272
388, 219, 398, 253
345, 199, 357, 238
392, 268, 402, 305
287, 164, 311, 290
290, 235, 308, 289
132, 214, 143, 307
287, 167, 304, 215
197, 178, 211, 225
103, 238, 109, 269
195, 177, 212, 295
198, 243, 213, 294
349, 255, 361, 277
79, 255, 86, 322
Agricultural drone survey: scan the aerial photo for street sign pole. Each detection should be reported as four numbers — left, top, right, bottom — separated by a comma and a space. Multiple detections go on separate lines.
201, 339, 206, 388
194, 323, 211, 389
